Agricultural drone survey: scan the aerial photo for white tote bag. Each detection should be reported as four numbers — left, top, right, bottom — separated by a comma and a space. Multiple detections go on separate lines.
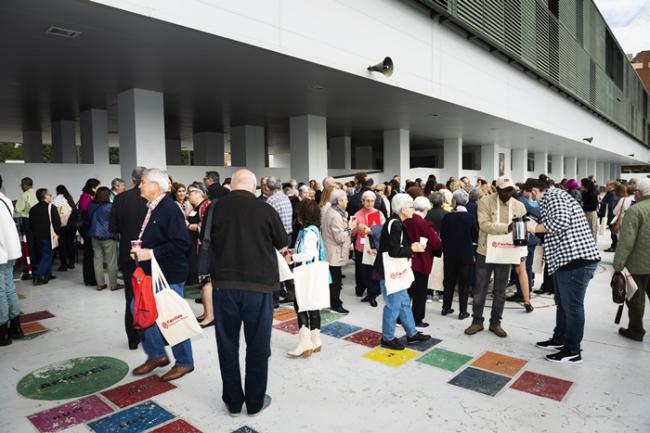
532, 245, 545, 275
362, 239, 377, 266
485, 201, 521, 265
277, 249, 294, 282
151, 255, 203, 346
622, 267, 639, 300
382, 220, 415, 295
48, 204, 59, 249
427, 255, 444, 291
293, 230, 330, 312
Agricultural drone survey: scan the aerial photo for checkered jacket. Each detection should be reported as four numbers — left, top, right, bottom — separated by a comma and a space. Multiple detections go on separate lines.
266, 191, 293, 235
540, 187, 600, 274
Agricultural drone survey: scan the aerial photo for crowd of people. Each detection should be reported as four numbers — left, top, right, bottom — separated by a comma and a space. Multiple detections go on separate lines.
0, 166, 649, 416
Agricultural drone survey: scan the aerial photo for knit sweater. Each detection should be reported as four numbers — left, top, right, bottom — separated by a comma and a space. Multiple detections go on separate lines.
614, 196, 650, 274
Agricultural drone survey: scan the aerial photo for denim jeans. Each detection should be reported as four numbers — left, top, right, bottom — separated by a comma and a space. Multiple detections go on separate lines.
34, 239, 53, 280
213, 288, 273, 414
552, 263, 597, 352
380, 280, 417, 340
140, 282, 193, 367
0, 261, 21, 324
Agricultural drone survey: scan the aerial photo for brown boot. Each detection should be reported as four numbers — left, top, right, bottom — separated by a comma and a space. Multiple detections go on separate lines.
160, 365, 194, 382
489, 324, 508, 338
464, 323, 484, 335
110, 284, 124, 291
132, 356, 170, 375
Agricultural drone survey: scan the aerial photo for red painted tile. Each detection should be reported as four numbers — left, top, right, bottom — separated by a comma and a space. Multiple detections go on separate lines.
511, 371, 573, 401
101, 375, 176, 408
344, 329, 383, 348
21, 311, 55, 323
272, 318, 299, 335
151, 419, 203, 433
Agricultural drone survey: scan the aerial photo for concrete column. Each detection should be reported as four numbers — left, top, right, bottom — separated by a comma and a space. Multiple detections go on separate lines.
193, 132, 225, 166
355, 146, 373, 169
565, 156, 577, 179
290, 115, 328, 182
22, 130, 43, 163
230, 125, 265, 173
577, 158, 588, 180
80, 109, 109, 165
611, 163, 620, 180
596, 162, 605, 185
52, 120, 76, 163
534, 151, 548, 176
587, 159, 597, 178
442, 137, 461, 180
549, 154, 564, 181
511, 148, 527, 182
165, 139, 182, 165
118, 88, 167, 182
383, 130, 410, 180
481, 144, 497, 181
329, 136, 352, 170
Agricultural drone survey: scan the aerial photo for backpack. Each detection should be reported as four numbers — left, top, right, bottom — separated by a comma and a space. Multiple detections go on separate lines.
68, 206, 83, 230
132, 264, 157, 330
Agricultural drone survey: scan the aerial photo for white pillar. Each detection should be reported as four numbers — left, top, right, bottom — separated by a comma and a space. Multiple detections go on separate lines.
481, 144, 498, 181
565, 156, 577, 179
611, 163, 620, 180
80, 109, 109, 165
534, 151, 548, 176
118, 88, 167, 182
193, 132, 225, 166
329, 136, 352, 170
511, 148, 527, 182
442, 137, 462, 180
290, 115, 328, 182
577, 158, 588, 180
549, 154, 564, 181
230, 125, 265, 173
587, 159, 597, 178
384, 130, 410, 180
22, 130, 43, 163
165, 139, 182, 166
596, 162, 605, 185
52, 120, 76, 163
355, 146, 373, 169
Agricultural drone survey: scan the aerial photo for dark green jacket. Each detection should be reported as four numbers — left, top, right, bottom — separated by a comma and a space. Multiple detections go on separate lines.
614, 196, 650, 274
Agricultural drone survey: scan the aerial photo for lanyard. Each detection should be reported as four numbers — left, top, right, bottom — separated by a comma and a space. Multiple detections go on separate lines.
495, 198, 512, 223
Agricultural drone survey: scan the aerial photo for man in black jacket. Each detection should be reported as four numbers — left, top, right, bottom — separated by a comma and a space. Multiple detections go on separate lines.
29, 189, 61, 285
204, 171, 230, 201
346, 176, 385, 217
210, 169, 288, 417
109, 167, 148, 350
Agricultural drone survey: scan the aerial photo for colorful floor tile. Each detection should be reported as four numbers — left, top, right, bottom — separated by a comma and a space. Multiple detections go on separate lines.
101, 375, 176, 408
23, 330, 49, 340
448, 367, 511, 397
22, 321, 47, 335
511, 371, 574, 401
183, 286, 201, 300
151, 419, 203, 433
88, 401, 174, 433
27, 395, 114, 433
471, 351, 528, 377
18, 293, 26, 299
321, 321, 362, 338
416, 348, 473, 372
272, 318, 299, 335
363, 347, 420, 367
397, 335, 442, 352
344, 329, 383, 348
21, 310, 55, 323
232, 427, 259, 433
319, 309, 344, 326
273, 308, 297, 322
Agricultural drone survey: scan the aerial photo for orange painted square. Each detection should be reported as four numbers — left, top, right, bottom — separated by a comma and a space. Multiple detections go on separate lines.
273, 308, 297, 322
471, 351, 527, 377
22, 321, 47, 335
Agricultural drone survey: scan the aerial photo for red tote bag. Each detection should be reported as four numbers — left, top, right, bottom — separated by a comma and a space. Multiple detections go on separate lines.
132, 264, 158, 330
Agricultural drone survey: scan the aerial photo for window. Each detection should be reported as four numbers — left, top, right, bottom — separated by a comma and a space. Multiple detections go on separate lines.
462, 145, 482, 170
605, 30, 624, 90
527, 152, 535, 172
547, 155, 553, 174
109, 147, 119, 164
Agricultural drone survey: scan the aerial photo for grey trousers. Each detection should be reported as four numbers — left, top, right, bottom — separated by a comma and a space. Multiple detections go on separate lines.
472, 254, 511, 326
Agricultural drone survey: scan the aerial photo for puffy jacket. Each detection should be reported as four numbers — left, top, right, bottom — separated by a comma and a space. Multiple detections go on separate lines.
321, 205, 351, 267
88, 203, 117, 239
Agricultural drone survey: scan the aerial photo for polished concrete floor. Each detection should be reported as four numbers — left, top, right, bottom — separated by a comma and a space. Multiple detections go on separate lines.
1, 237, 649, 433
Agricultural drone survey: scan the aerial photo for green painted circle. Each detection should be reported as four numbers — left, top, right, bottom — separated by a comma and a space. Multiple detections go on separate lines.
17, 356, 129, 400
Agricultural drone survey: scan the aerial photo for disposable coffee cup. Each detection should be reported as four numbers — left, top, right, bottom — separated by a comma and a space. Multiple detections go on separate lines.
420, 237, 428, 247
130, 240, 142, 250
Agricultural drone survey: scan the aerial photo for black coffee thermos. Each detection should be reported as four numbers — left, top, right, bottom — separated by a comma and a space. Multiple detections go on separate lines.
512, 217, 528, 246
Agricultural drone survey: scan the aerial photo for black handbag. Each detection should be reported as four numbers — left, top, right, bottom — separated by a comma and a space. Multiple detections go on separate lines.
610, 271, 626, 304
197, 201, 215, 277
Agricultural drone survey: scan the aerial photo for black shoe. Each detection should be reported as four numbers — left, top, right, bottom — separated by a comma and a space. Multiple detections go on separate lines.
415, 322, 429, 328
534, 288, 552, 295
57, 266, 67, 272
68, 264, 75, 269
194, 297, 203, 304
369, 299, 378, 308
47, 275, 56, 280
8, 316, 24, 339
0, 323, 11, 347
535, 338, 564, 351
248, 394, 272, 417
458, 312, 470, 320
330, 305, 349, 314
524, 302, 534, 313
128, 342, 139, 350
506, 294, 524, 302
200, 320, 215, 328
604, 247, 616, 252
545, 348, 582, 364
33, 278, 48, 286
407, 332, 432, 344
381, 338, 405, 350
618, 328, 644, 342
360, 296, 370, 303
355, 288, 365, 297
20, 273, 32, 281
441, 308, 454, 316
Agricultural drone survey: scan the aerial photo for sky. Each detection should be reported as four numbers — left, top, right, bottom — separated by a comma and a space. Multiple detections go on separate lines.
593, 0, 650, 55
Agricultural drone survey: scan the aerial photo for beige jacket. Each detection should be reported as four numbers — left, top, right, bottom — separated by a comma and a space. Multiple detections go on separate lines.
322, 205, 351, 267
477, 193, 526, 257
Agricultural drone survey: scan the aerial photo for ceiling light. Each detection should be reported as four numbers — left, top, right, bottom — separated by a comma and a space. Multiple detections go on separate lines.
430, 114, 439, 117
628, 153, 635, 157
45, 26, 81, 38
582, 137, 593, 143
367, 57, 393, 77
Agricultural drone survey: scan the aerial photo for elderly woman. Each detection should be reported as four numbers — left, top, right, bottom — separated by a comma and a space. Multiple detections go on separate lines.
425, 192, 448, 234
373, 193, 431, 350
404, 196, 442, 327
322, 189, 352, 313
352, 190, 386, 306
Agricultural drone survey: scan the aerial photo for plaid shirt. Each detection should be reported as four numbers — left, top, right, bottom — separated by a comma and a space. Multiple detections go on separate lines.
266, 191, 293, 235
540, 187, 600, 274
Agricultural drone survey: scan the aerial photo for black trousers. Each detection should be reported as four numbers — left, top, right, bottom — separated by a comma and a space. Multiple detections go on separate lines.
121, 263, 140, 346
58, 229, 76, 268
408, 270, 429, 324
329, 266, 343, 308
293, 300, 321, 330
354, 249, 365, 296
354, 250, 379, 300
80, 228, 96, 285
442, 262, 470, 314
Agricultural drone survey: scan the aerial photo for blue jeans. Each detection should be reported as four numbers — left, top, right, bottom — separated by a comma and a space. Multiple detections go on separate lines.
34, 239, 53, 280
140, 282, 193, 367
213, 288, 273, 414
552, 263, 597, 352
380, 280, 417, 340
0, 261, 21, 324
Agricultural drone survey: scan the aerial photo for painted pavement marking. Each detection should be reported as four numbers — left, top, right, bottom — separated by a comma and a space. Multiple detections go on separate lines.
416, 348, 474, 372
21, 310, 55, 323
27, 395, 114, 433
150, 419, 203, 433
272, 318, 299, 335
320, 321, 362, 338
272, 308, 297, 322
87, 400, 174, 433
448, 367, 512, 397
101, 375, 176, 408
363, 347, 420, 367
232, 426, 260, 433
22, 321, 47, 335
344, 329, 383, 348
397, 335, 442, 352
510, 371, 574, 401
471, 351, 528, 377
319, 309, 344, 325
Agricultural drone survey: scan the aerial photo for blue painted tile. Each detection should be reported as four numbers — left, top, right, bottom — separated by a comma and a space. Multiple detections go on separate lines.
88, 400, 174, 433
448, 367, 511, 397
232, 427, 260, 433
320, 321, 362, 338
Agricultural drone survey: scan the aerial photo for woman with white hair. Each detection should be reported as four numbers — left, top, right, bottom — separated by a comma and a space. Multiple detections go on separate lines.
351, 190, 386, 307
373, 193, 432, 350
322, 189, 352, 314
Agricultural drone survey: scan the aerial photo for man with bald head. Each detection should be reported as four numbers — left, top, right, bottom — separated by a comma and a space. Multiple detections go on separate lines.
209, 169, 288, 417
